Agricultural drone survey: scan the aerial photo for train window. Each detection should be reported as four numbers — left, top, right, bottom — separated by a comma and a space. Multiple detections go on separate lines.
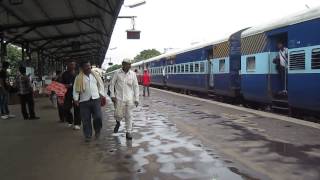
219, 59, 225, 72
195, 63, 200, 73
312, 48, 320, 69
177, 65, 181, 73
289, 50, 305, 70
168, 66, 171, 73
190, 63, 194, 73
200, 62, 205, 72
185, 64, 189, 73
246, 56, 256, 71
181, 64, 185, 73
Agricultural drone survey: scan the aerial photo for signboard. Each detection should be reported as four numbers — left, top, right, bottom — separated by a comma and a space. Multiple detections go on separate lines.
127, 30, 141, 39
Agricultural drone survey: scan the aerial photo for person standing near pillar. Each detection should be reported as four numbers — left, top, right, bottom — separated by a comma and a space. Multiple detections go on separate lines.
15, 66, 39, 120
0, 61, 15, 119
61, 61, 81, 130
110, 59, 139, 140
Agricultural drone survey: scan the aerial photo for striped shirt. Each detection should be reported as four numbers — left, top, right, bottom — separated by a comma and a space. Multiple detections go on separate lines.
16, 74, 33, 95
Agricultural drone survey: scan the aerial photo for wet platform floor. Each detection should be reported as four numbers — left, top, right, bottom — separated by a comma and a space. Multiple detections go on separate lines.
1, 88, 320, 180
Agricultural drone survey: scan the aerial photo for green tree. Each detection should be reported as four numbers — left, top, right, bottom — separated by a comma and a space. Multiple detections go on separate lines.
6, 44, 22, 76
133, 49, 161, 63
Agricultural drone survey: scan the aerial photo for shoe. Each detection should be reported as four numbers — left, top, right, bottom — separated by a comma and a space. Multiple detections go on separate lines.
114, 121, 120, 133
1, 115, 9, 119
67, 123, 73, 128
73, 125, 81, 130
8, 114, 15, 118
126, 133, 132, 140
85, 137, 91, 142
29, 116, 40, 120
95, 131, 101, 139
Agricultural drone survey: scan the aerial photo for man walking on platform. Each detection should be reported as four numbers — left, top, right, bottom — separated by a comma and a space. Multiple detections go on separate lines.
110, 59, 139, 140
61, 61, 81, 130
16, 66, 39, 120
73, 61, 105, 142
142, 69, 151, 96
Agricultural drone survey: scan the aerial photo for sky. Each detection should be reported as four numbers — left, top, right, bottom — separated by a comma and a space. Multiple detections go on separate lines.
101, 0, 320, 69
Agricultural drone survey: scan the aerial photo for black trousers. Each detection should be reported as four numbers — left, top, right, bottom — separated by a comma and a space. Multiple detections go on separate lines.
19, 93, 36, 119
58, 103, 64, 122
63, 95, 81, 125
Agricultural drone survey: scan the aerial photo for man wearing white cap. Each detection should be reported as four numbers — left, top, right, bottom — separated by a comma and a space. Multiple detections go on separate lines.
110, 59, 139, 140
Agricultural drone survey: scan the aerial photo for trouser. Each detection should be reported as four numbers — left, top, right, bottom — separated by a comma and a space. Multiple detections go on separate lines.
0, 90, 10, 115
79, 99, 102, 138
114, 100, 133, 133
63, 95, 81, 125
143, 85, 150, 96
279, 66, 288, 91
19, 93, 35, 119
57, 103, 64, 122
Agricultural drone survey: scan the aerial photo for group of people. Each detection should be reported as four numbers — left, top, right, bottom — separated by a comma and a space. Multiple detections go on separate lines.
0, 62, 39, 120
52, 59, 141, 142
0, 58, 150, 142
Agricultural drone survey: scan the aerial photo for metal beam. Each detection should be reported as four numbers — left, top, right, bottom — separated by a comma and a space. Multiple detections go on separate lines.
105, 0, 115, 14
5, 26, 37, 44
0, 3, 45, 49
87, 0, 113, 16
79, 19, 107, 46
44, 41, 97, 50
0, 15, 100, 31
55, 47, 99, 55
28, 31, 98, 42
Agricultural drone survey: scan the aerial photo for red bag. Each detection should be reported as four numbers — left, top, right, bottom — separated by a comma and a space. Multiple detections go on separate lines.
100, 96, 107, 107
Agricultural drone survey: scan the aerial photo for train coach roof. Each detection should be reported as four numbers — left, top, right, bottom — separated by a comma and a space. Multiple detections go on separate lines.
242, 6, 320, 37
136, 37, 228, 66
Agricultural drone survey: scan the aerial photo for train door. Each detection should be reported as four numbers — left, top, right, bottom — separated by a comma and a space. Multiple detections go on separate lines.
162, 59, 167, 86
229, 28, 248, 96
267, 33, 288, 98
206, 49, 214, 90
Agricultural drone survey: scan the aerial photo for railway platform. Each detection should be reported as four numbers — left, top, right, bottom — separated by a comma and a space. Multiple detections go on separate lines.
0, 88, 319, 180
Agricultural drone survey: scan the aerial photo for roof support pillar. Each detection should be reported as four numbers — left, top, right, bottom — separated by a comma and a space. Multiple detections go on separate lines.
21, 44, 25, 61
0, 37, 5, 63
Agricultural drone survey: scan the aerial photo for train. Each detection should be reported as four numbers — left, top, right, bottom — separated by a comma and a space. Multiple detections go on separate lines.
107, 7, 320, 118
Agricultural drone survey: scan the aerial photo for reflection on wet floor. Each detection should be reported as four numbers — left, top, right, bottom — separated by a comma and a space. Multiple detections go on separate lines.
90, 98, 247, 180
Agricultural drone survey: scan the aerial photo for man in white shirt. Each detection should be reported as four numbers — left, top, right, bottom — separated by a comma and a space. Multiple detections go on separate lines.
73, 61, 105, 142
110, 60, 139, 140
277, 42, 288, 94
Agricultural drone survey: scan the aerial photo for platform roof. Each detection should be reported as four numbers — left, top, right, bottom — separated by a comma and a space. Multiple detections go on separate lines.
0, 0, 124, 65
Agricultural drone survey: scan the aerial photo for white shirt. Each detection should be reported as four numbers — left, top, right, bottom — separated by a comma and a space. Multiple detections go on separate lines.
73, 73, 105, 102
110, 69, 139, 102
279, 47, 288, 68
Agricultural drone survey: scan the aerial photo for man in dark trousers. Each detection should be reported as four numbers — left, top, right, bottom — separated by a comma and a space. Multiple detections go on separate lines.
61, 61, 81, 130
53, 70, 64, 122
0, 61, 15, 119
16, 66, 39, 120
73, 61, 105, 142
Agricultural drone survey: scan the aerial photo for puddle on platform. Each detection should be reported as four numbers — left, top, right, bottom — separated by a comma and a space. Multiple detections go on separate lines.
93, 98, 250, 180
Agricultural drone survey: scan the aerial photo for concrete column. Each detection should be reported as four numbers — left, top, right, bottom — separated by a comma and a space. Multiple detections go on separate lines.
0, 37, 6, 63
